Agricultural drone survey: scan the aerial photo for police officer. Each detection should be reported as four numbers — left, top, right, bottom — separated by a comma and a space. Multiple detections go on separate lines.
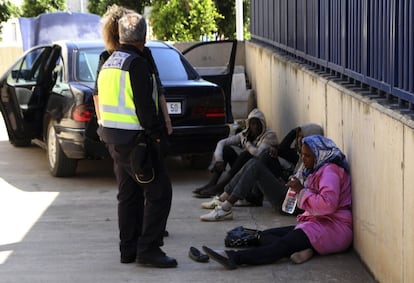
97, 12, 177, 268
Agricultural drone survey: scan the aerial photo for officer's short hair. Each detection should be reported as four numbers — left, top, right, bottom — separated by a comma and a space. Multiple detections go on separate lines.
119, 13, 147, 43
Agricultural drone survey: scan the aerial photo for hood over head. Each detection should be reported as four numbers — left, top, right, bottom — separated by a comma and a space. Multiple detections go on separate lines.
302, 135, 350, 176
299, 123, 324, 137
246, 108, 266, 136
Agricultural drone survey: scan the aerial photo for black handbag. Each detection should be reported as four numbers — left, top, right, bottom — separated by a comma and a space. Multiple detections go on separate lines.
224, 226, 262, 248
130, 134, 156, 184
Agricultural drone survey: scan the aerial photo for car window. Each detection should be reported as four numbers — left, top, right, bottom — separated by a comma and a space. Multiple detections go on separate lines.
7, 47, 49, 85
183, 41, 235, 76
150, 47, 196, 81
76, 48, 101, 82
51, 58, 72, 97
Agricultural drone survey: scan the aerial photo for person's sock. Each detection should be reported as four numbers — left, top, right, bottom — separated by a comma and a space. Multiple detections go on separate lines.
218, 192, 229, 202
221, 200, 233, 211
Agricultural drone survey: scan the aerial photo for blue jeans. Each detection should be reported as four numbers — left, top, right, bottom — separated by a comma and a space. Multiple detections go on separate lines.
224, 158, 287, 208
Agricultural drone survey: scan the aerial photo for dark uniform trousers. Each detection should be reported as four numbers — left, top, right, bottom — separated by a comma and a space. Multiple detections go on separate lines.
107, 140, 172, 258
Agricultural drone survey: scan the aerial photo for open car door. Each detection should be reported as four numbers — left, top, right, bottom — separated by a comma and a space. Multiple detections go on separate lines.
0, 44, 61, 146
182, 40, 237, 124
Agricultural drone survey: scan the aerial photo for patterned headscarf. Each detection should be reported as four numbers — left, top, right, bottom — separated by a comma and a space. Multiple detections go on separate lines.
302, 135, 349, 177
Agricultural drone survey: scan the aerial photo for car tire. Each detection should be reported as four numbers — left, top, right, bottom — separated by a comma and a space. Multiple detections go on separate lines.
47, 121, 78, 177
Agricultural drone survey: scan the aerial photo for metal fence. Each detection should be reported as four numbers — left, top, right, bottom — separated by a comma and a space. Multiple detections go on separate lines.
250, 0, 414, 110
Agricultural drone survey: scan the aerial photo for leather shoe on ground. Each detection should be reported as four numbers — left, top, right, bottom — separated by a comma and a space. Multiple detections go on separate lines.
193, 188, 221, 198
202, 246, 237, 270
120, 251, 137, 264
188, 246, 209, 263
120, 255, 136, 264
137, 255, 177, 268
193, 184, 210, 194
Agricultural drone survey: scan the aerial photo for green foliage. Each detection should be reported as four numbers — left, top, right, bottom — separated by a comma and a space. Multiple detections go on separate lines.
88, 0, 151, 15
0, 0, 19, 22
214, 1, 234, 39
0, 2, 11, 24
215, 0, 250, 40
0, 0, 20, 40
21, 0, 66, 17
150, 0, 223, 41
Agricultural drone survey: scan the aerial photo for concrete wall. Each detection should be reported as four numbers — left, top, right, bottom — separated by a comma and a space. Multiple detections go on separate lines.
245, 41, 414, 283
0, 46, 23, 76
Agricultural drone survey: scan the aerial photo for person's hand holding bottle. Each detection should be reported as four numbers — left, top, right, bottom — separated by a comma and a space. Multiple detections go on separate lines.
287, 175, 304, 194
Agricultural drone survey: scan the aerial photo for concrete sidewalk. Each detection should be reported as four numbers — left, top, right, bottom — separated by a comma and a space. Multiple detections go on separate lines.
0, 148, 376, 283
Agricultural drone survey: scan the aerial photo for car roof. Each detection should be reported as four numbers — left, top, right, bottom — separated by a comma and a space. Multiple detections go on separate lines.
51, 40, 174, 50
145, 40, 173, 49
53, 40, 105, 49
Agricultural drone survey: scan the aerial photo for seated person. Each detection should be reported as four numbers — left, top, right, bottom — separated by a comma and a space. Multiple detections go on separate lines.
199, 123, 323, 221
201, 135, 352, 268
193, 108, 278, 198
262, 123, 325, 182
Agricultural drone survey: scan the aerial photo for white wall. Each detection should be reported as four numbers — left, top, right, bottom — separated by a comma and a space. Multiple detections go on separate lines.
67, 0, 88, 13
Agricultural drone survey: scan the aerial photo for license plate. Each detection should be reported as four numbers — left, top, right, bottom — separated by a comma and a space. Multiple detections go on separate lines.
167, 102, 182, 114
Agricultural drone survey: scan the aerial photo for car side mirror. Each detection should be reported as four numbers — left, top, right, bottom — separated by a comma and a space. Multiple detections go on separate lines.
12, 69, 32, 81
11, 70, 19, 79
21, 70, 32, 80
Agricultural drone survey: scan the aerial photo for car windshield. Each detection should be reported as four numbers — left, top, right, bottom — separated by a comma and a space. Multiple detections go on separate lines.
76, 48, 102, 82
150, 47, 197, 81
75, 46, 198, 83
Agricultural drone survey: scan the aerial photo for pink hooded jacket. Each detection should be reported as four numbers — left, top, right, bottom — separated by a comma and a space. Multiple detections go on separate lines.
295, 163, 352, 255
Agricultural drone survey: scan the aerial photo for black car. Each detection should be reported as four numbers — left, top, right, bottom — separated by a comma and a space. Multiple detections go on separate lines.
0, 40, 237, 176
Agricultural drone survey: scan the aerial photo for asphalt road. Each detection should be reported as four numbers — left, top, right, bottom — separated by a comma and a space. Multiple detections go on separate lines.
0, 115, 376, 283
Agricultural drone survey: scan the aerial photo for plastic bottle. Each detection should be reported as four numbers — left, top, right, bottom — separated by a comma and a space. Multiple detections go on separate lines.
282, 188, 297, 214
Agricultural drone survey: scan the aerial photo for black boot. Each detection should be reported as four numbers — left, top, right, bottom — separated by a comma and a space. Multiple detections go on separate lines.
194, 174, 232, 198
192, 171, 222, 194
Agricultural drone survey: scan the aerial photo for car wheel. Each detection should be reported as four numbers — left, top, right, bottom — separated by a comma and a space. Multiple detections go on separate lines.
47, 121, 78, 177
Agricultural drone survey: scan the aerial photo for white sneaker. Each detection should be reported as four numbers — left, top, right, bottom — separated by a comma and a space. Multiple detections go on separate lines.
201, 196, 223, 209
200, 206, 233, 221
290, 249, 314, 264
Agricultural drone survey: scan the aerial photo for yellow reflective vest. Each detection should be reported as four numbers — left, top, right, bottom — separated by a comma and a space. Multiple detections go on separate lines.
97, 50, 158, 130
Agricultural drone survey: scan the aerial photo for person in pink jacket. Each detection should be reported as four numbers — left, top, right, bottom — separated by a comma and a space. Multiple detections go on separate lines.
201, 135, 352, 269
